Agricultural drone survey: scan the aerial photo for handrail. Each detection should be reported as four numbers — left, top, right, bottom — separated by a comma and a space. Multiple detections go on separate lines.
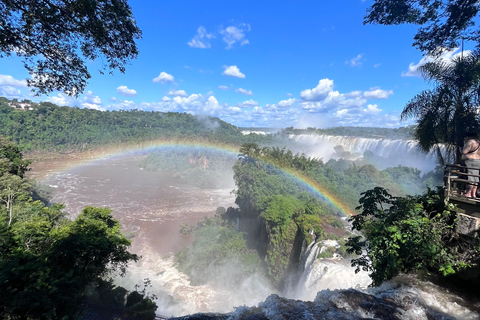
444, 164, 480, 200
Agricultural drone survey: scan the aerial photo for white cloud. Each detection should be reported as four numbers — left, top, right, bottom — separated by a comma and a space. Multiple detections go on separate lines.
402, 48, 466, 77
169, 89, 188, 97
188, 26, 215, 49
363, 87, 393, 99
83, 91, 102, 105
162, 96, 172, 102
0, 75, 28, 87
286, 93, 293, 97
117, 85, 137, 97
218, 85, 229, 91
374, 63, 381, 68
277, 98, 296, 108
222, 65, 246, 78
235, 88, 253, 96
82, 103, 105, 111
346, 54, 364, 67
363, 104, 382, 115
346, 90, 362, 98
219, 24, 250, 49
236, 99, 258, 108
300, 79, 334, 101
47, 93, 77, 106
0, 86, 22, 98
153, 72, 175, 83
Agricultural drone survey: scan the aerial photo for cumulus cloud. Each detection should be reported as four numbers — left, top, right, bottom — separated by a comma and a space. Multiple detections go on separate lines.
293, 78, 400, 127
236, 99, 258, 108
300, 79, 334, 101
47, 93, 77, 106
346, 54, 364, 67
0, 86, 22, 98
402, 48, 466, 77
117, 85, 137, 97
82, 103, 105, 111
363, 104, 382, 114
169, 89, 188, 97
0, 75, 28, 87
188, 26, 215, 48
219, 24, 250, 49
277, 98, 296, 108
153, 72, 175, 83
83, 91, 102, 105
363, 87, 393, 99
235, 88, 253, 96
162, 96, 172, 102
222, 65, 246, 78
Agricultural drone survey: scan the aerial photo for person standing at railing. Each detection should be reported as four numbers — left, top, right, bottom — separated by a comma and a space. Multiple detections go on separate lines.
462, 132, 480, 199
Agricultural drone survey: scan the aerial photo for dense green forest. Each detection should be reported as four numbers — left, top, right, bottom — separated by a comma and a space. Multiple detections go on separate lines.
0, 138, 157, 319
0, 98, 270, 152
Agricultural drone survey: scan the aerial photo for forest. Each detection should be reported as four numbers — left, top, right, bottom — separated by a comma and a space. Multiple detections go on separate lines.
0, 98, 269, 152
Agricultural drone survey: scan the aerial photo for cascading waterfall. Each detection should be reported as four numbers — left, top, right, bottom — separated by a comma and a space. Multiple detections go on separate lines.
288, 134, 442, 173
288, 231, 371, 301
293, 229, 321, 296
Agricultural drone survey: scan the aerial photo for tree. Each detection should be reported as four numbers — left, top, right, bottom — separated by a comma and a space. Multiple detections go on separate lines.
0, 0, 142, 96
365, 0, 480, 55
0, 173, 31, 225
346, 187, 466, 286
400, 51, 480, 163
0, 206, 140, 319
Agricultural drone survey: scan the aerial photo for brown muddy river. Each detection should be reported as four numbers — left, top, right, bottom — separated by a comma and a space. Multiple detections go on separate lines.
31, 155, 235, 255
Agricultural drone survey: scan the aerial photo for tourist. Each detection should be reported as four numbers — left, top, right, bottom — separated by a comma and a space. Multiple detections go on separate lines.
462, 133, 480, 199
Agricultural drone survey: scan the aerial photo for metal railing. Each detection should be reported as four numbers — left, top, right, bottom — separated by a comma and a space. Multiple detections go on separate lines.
444, 164, 480, 200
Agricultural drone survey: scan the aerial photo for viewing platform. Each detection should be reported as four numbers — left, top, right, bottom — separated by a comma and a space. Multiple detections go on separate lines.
444, 164, 480, 237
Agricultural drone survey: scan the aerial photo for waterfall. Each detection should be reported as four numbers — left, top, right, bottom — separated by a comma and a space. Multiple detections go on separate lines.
288, 134, 441, 173
285, 228, 371, 301
298, 229, 322, 277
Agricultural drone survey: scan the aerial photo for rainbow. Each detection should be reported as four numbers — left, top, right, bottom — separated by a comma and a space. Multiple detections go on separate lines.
33, 139, 354, 216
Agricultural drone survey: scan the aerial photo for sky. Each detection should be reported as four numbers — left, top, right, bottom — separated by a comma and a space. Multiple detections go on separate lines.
0, 0, 471, 128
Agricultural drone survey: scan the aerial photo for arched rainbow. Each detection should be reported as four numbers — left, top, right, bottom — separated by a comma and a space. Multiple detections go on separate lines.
33, 139, 354, 216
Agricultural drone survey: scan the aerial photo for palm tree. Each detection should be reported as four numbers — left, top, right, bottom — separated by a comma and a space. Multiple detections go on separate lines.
401, 51, 480, 164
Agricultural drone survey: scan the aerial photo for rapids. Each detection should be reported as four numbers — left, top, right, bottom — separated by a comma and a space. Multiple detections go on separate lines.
29, 153, 480, 319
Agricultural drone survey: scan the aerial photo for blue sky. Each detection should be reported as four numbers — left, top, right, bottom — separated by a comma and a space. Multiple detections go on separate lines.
0, 0, 470, 128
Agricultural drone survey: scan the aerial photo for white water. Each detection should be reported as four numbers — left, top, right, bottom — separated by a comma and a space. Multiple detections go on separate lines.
289, 134, 439, 173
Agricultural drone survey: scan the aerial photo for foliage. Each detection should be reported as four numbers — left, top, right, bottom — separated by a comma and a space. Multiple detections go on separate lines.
401, 51, 480, 163
364, 0, 480, 55
176, 217, 261, 287
0, 204, 140, 319
0, 0, 142, 95
346, 187, 467, 286
0, 98, 272, 153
